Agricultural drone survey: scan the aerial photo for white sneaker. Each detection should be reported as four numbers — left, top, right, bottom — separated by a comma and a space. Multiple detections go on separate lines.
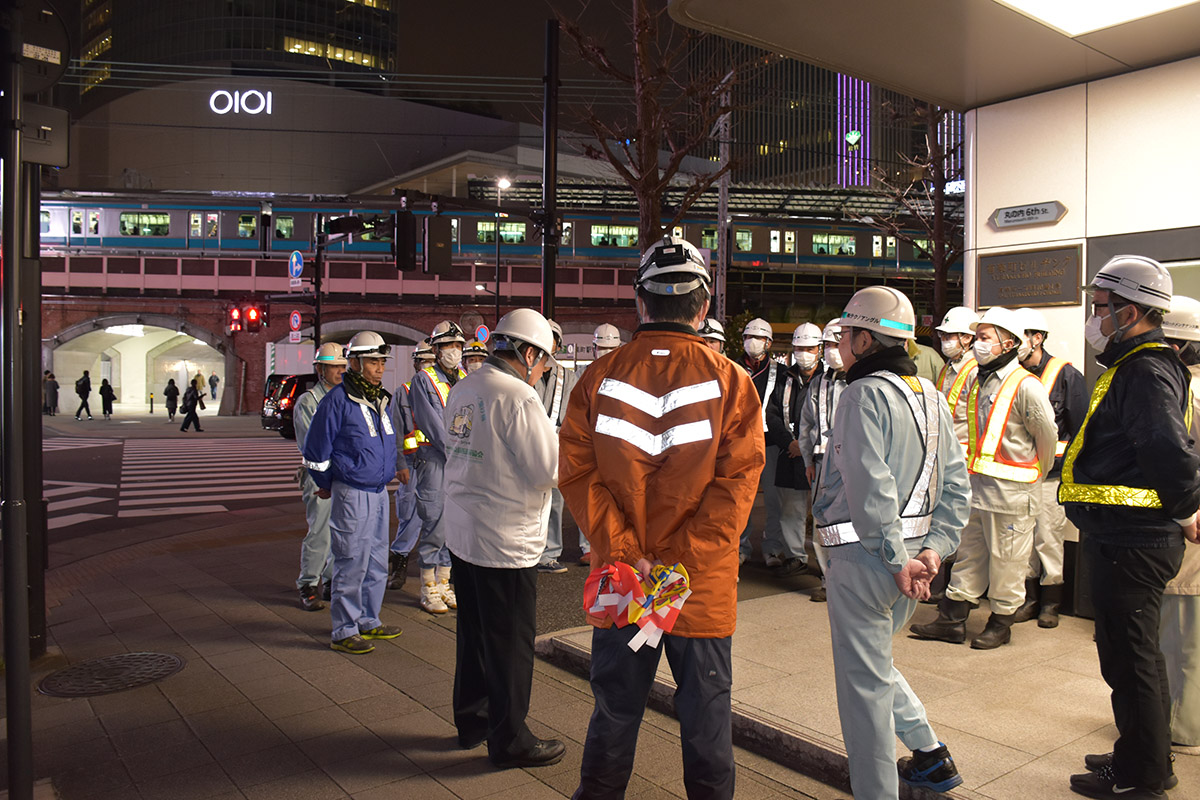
764, 554, 783, 568
420, 582, 448, 614
437, 579, 457, 610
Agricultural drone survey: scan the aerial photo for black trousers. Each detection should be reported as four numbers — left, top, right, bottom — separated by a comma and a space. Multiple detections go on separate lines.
1085, 536, 1184, 790
574, 626, 734, 800
449, 552, 538, 759
75, 398, 91, 418
180, 408, 201, 431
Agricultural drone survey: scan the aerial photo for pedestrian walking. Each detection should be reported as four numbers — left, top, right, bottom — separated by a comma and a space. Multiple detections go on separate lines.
1061, 256, 1200, 798
42, 370, 51, 415
293, 342, 348, 611
303, 331, 402, 654
444, 308, 563, 769
561, 236, 765, 799
209, 371, 220, 401
45, 373, 59, 416
812, 286, 972, 799
74, 370, 93, 420
163, 378, 179, 422
99, 378, 116, 420
179, 378, 204, 432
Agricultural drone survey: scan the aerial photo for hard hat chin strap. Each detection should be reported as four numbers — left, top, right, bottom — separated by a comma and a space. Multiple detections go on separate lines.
1107, 297, 1139, 344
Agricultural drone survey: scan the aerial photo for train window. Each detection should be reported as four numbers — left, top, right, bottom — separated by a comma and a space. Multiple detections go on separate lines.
478, 221, 527, 244
205, 213, 218, 238
673, 226, 684, 239
450, 218, 459, 244
591, 224, 638, 248
913, 238, 933, 260
561, 221, 572, 247
72, 211, 83, 235
701, 228, 718, 250
190, 213, 202, 239
477, 221, 496, 244
119, 212, 170, 236
358, 213, 392, 241
770, 231, 781, 253
275, 216, 294, 240
41, 211, 51, 234
813, 233, 855, 256
784, 231, 795, 255
89, 211, 99, 234
237, 215, 257, 239
735, 230, 753, 252
872, 235, 897, 259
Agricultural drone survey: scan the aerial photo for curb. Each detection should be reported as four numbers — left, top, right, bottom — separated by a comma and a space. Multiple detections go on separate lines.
535, 630, 983, 800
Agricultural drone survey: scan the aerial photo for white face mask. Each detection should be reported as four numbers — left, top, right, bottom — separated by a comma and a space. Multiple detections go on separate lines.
973, 339, 999, 365
465, 359, 484, 374
794, 351, 819, 371
1084, 314, 1112, 352
1017, 337, 1032, 361
743, 338, 768, 358
825, 347, 844, 371
940, 338, 964, 359
439, 348, 463, 372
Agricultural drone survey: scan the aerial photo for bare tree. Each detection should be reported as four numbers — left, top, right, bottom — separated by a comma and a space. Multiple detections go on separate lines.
559, 0, 762, 247
854, 100, 963, 321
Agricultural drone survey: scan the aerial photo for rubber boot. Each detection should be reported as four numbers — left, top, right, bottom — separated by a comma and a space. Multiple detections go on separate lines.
1012, 577, 1040, 623
910, 598, 971, 643
970, 612, 1016, 650
1037, 583, 1063, 628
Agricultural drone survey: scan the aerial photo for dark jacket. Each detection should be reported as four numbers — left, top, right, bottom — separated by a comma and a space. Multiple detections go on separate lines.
765, 363, 818, 490
181, 385, 199, 414
164, 383, 180, 409
76, 375, 91, 398
1025, 348, 1087, 477
1062, 329, 1200, 548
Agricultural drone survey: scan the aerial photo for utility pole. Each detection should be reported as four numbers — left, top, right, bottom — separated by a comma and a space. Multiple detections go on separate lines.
541, 19, 559, 320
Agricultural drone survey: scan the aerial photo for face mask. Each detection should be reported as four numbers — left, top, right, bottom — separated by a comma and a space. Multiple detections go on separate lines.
465, 360, 484, 374
439, 348, 463, 372
940, 338, 963, 359
1084, 314, 1112, 352
744, 339, 768, 358
1017, 338, 1032, 361
973, 340, 999, 365
825, 348, 844, 371
794, 351, 819, 371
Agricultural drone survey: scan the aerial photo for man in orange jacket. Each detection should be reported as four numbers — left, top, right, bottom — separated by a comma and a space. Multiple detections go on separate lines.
560, 235, 765, 800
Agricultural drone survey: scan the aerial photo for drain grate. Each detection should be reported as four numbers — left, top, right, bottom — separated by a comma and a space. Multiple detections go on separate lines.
38, 652, 185, 697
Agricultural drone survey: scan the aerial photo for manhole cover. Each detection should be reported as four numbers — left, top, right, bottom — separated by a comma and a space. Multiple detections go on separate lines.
38, 652, 185, 697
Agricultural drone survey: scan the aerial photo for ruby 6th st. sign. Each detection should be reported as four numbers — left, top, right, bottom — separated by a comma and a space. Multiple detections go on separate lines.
989, 200, 1067, 229
208, 89, 273, 115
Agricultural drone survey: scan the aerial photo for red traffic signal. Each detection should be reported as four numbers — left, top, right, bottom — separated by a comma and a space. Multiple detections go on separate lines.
228, 307, 242, 334
245, 306, 263, 332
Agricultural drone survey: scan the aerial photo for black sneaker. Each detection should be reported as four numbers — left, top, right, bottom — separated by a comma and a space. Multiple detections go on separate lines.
1071, 764, 1165, 798
322, 582, 332, 601
1084, 753, 1177, 790
388, 552, 409, 590
330, 635, 374, 655
898, 742, 963, 793
538, 559, 568, 574
775, 557, 808, 577
360, 625, 402, 640
299, 585, 324, 612
490, 738, 566, 769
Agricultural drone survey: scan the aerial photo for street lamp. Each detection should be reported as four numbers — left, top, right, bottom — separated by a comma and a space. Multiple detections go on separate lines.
495, 177, 510, 326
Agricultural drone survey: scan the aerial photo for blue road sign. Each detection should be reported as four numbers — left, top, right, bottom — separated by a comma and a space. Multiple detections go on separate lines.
288, 250, 304, 278
475, 325, 490, 343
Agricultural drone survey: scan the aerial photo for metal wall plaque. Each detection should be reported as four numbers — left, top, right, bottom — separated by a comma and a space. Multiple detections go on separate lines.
990, 201, 1067, 229
977, 245, 1081, 308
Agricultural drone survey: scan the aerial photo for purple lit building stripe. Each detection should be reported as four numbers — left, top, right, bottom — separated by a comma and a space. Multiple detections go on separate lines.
836, 73, 871, 187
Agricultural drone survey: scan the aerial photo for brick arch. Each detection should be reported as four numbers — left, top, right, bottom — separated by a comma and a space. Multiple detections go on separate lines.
48, 312, 230, 355
271, 318, 430, 346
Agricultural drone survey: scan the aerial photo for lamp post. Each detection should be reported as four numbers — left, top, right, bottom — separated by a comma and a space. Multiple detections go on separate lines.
495, 177, 510, 325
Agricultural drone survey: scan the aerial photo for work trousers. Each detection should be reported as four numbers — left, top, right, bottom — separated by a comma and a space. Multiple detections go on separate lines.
826, 539, 939, 800
540, 487, 591, 563
1026, 477, 1073, 585
449, 552, 538, 758
945, 507, 1035, 615
574, 626, 734, 800
328, 481, 389, 642
1161, 593, 1200, 746
1086, 537, 1184, 790
740, 445, 783, 560
296, 473, 333, 589
391, 479, 420, 556
412, 453, 451, 568
776, 487, 810, 563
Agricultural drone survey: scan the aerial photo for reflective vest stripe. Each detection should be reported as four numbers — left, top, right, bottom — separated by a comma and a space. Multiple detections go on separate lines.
762, 361, 777, 432
966, 369, 1041, 483
1055, 441, 1067, 457
598, 378, 721, 418
548, 365, 566, 425
945, 358, 977, 415
815, 370, 836, 455
815, 372, 939, 547
421, 365, 463, 408
1039, 356, 1070, 456
594, 415, 713, 457
1058, 342, 1193, 508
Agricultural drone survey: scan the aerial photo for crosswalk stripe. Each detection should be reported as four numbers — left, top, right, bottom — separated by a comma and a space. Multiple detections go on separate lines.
49, 512, 111, 530
43, 438, 121, 452
118, 505, 229, 518
48, 496, 111, 512
120, 475, 297, 488
119, 490, 298, 507
120, 483, 296, 498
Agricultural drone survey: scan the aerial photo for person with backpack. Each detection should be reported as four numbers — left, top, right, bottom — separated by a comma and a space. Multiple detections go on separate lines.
75, 370, 93, 420
179, 378, 204, 432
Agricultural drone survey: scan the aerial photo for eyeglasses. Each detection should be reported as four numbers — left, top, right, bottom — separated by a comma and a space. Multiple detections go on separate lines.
1090, 301, 1129, 317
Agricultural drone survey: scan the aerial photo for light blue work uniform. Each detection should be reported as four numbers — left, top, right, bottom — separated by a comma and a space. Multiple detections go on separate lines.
799, 366, 847, 575
409, 363, 464, 569
536, 363, 587, 563
294, 380, 333, 590
391, 381, 420, 556
812, 366, 970, 800
303, 381, 397, 642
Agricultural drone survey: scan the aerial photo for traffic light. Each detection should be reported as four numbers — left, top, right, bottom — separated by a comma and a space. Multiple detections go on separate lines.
228, 307, 242, 334
394, 210, 417, 272
245, 306, 263, 333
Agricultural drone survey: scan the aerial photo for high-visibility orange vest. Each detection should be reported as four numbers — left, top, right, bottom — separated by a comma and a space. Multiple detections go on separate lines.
966, 368, 1042, 483
1035, 355, 1070, 457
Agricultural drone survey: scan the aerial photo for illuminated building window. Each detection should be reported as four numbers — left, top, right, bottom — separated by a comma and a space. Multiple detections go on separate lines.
81, 63, 111, 93
735, 229, 753, 252
346, 0, 390, 7
589, 224, 637, 248
283, 36, 377, 68
477, 221, 527, 245
81, 32, 112, 64
813, 233, 855, 256
237, 214, 257, 239
784, 231, 795, 255
119, 212, 170, 237
701, 228, 718, 250
872, 235, 897, 258
83, 2, 112, 34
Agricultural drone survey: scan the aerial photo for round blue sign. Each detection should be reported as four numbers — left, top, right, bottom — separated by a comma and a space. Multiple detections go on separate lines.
288, 250, 304, 278
475, 325, 490, 343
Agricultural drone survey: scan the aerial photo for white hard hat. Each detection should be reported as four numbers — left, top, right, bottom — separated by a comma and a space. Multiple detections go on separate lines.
1091, 255, 1173, 311
414, 339, 435, 360
429, 320, 467, 346
345, 331, 392, 359
698, 318, 726, 342
593, 323, 621, 348
935, 306, 979, 335
463, 340, 489, 357
840, 286, 916, 339
1163, 295, 1200, 342
970, 306, 1026, 341
743, 318, 773, 339
822, 319, 842, 344
313, 341, 348, 366
636, 236, 712, 296
548, 319, 563, 343
493, 308, 557, 365
791, 322, 822, 347
1015, 307, 1049, 335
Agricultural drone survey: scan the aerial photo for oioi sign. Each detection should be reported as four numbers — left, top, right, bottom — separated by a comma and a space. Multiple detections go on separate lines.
209, 89, 273, 116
